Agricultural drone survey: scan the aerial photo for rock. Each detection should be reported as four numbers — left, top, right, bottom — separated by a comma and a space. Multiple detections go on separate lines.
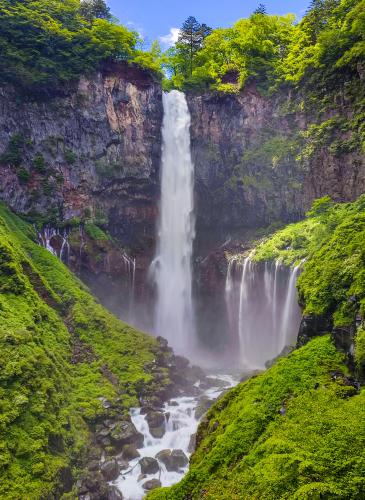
115, 454, 129, 470
168, 400, 179, 406
88, 460, 100, 472
195, 396, 213, 419
146, 410, 165, 428
138, 474, 147, 482
106, 485, 124, 500
146, 411, 166, 438
110, 421, 144, 452
188, 433, 196, 453
150, 425, 165, 439
139, 457, 159, 475
174, 355, 190, 370
155, 449, 188, 472
143, 479, 161, 491
101, 459, 120, 481
122, 444, 140, 460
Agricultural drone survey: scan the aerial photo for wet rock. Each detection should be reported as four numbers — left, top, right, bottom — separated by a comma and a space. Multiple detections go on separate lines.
88, 460, 100, 472
122, 444, 140, 460
110, 421, 144, 452
168, 400, 179, 406
101, 459, 120, 481
188, 433, 196, 453
195, 396, 213, 419
174, 355, 190, 370
115, 454, 129, 470
143, 478, 161, 491
106, 485, 124, 500
138, 474, 147, 482
146, 410, 166, 438
155, 449, 188, 472
139, 457, 159, 475
150, 425, 165, 439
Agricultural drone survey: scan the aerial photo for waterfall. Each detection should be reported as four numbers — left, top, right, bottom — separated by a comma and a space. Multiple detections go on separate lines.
38, 226, 69, 263
227, 258, 302, 368
152, 91, 196, 355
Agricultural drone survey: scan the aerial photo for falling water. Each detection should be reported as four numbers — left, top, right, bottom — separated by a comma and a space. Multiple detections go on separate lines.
152, 91, 196, 355
226, 258, 302, 368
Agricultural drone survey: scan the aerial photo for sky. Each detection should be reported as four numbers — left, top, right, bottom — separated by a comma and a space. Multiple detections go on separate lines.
107, 0, 311, 48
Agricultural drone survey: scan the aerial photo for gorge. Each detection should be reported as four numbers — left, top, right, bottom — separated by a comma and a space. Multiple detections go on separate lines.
0, 1, 364, 499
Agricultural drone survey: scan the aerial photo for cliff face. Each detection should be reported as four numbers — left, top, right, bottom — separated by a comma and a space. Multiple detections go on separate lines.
0, 63, 163, 253
187, 84, 365, 249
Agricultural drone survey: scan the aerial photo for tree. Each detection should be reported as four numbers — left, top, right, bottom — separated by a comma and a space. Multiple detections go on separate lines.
253, 4, 267, 15
178, 16, 212, 76
80, 0, 111, 23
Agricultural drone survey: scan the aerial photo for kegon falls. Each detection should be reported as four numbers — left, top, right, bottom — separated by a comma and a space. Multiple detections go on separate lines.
152, 91, 196, 356
1, 2, 364, 499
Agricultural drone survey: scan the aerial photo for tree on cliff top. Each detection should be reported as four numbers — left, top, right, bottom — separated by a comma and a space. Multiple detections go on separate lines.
177, 16, 212, 76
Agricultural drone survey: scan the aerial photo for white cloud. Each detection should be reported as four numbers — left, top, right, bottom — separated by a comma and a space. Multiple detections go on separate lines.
159, 28, 180, 48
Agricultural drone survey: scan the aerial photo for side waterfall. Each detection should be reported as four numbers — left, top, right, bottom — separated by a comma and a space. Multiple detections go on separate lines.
152, 91, 196, 355
226, 258, 302, 368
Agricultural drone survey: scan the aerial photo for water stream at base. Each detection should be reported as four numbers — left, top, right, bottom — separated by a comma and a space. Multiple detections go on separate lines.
115, 375, 237, 499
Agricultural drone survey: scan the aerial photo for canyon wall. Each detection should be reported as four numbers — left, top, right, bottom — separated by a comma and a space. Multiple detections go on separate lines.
0, 63, 364, 346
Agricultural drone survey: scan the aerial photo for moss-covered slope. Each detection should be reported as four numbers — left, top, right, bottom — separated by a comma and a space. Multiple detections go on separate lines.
0, 204, 170, 499
149, 336, 365, 499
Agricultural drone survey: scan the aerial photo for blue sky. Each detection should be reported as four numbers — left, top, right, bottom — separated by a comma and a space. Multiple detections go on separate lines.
107, 1, 311, 48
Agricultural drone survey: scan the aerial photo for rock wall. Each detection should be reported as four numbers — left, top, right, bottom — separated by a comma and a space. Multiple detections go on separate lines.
0, 62, 163, 254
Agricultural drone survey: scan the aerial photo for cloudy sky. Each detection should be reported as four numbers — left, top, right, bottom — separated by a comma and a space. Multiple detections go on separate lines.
107, 0, 310, 48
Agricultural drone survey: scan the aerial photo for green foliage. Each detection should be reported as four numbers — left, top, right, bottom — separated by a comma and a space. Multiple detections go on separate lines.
84, 222, 109, 241
355, 327, 365, 378
0, 0, 141, 92
0, 133, 24, 167
149, 336, 365, 499
254, 195, 365, 326
33, 153, 47, 173
0, 203, 169, 497
64, 148, 77, 165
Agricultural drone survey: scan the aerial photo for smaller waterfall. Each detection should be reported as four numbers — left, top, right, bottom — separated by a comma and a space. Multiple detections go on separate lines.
226, 258, 302, 368
38, 226, 70, 263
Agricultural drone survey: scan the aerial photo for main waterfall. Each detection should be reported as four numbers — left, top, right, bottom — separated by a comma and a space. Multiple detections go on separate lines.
152, 91, 196, 355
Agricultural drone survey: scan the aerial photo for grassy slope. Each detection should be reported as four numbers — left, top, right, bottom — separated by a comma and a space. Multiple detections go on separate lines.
0, 204, 168, 499
149, 196, 365, 499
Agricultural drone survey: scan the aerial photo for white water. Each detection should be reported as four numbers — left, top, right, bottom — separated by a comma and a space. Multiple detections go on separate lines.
152, 90, 196, 355
115, 375, 236, 499
226, 258, 302, 368
38, 226, 70, 263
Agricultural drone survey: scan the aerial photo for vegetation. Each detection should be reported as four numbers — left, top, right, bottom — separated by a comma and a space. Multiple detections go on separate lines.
163, 0, 365, 94
149, 336, 365, 499
254, 195, 365, 328
0, 0, 161, 94
0, 203, 170, 498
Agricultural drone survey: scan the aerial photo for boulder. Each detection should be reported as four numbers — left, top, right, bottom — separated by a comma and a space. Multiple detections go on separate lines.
188, 433, 196, 453
110, 421, 144, 451
122, 444, 140, 460
195, 396, 213, 419
155, 449, 188, 472
146, 410, 166, 438
101, 459, 120, 481
143, 479, 161, 491
150, 425, 165, 439
170, 449, 189, 470
106, 486, 124, 500
139, 457, 159, 475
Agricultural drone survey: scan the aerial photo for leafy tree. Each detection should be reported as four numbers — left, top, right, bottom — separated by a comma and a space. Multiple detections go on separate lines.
79, 0, 111, 23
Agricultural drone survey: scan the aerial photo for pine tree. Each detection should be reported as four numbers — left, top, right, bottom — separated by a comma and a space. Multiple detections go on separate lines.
80, 0, 111, 23
253, 4, 267, 15
178, 17, 212, 76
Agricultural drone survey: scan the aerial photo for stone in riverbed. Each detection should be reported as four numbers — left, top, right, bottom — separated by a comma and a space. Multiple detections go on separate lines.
188, 433, 196, 453
143, 478, 161, 491
110, 421, 144, 451
106, 485, 124, 500
146, 410, 166, 438
195, 395, 214, 419
122, 444, 140, 460
101, 459, 120, 481
139, 457, 159, 474
155, 449, 188, 472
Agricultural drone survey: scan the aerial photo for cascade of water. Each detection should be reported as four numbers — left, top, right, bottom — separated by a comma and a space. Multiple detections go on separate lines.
279, 263, 302, 351
152, 90, 195, 355
59, 229, 70, 264
226, 258, 302, 368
